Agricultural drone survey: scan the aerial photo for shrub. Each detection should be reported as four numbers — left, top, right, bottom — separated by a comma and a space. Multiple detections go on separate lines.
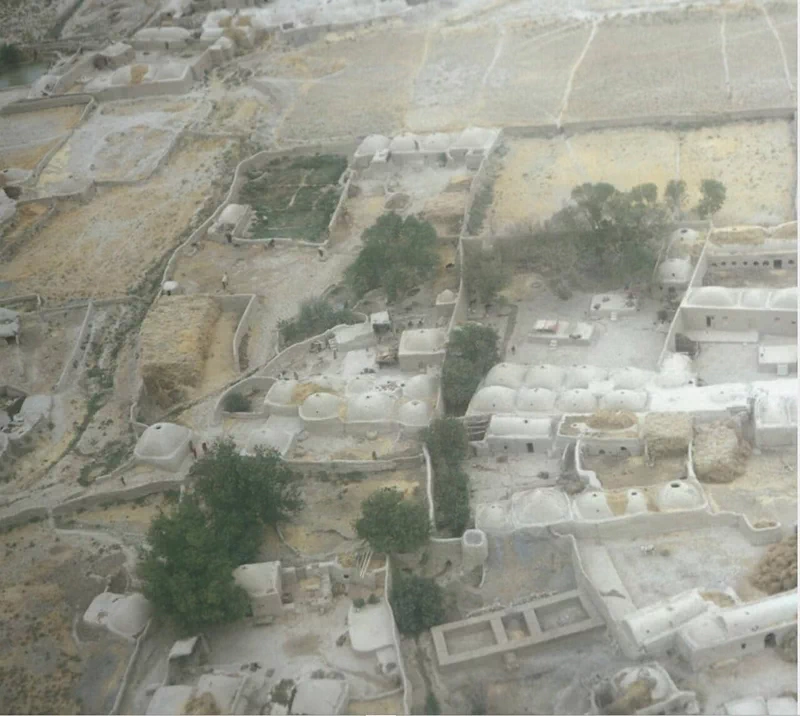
441, 323, 499, 416
353, 597, 366, 609
424, 419, 472, 536
464, 248, 509, 305
695, 179, 727, 219
425, 693, 441, 715
355, 488, 430, 554
367, 593, 380, 605
278, 296, 356, 347
0, 44, 22, 70
223, 392, 251, 413
391, 573, 445, 636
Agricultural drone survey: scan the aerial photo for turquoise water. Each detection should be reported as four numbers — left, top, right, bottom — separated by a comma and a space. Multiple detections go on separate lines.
0, 62, 49, 89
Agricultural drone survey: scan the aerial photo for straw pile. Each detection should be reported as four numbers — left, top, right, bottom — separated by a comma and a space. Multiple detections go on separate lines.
139, 296, 220, 407
750, 533, 797, 595
291, 382, 337, 404
693, 419, 750, 483
130, 64, 149, 85
586, 410, 636, 431
183, 692, 220, 715
644, 413, 693, 459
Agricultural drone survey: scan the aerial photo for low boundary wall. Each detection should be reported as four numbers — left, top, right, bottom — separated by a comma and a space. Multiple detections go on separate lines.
54, 301, 94, 392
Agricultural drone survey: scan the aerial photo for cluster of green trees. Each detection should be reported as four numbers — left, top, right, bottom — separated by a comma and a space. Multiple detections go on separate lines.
507, 179, 727, 285
390, 571, 446, 636
423, 418, 471, 537
354, 487, 430, 554
441, 323, 499, 415
346, 213, 439, 302
138, 439, 303, 632
463, 248, 509, 305
278, 296, 357, 347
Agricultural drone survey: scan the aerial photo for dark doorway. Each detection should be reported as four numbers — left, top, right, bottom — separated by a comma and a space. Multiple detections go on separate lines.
774, 259, 783, 269
526, 443, 534, 453
765, 633, 777, 648
706, 316, 713, 328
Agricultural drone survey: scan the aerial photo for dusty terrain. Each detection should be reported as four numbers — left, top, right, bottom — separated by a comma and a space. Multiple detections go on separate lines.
0, 136, 239, 301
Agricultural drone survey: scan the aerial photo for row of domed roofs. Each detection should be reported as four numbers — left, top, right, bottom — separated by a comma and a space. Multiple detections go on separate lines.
685, 286, 798, 310
470, 385, 650, 414
355, 128, 498, 157
298, 391, 432, 425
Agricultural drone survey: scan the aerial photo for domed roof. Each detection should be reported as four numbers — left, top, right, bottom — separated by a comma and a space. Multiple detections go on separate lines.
136, 423, 191, 458
266, 379, 298, 406
399, 328, 446, 354
484, 362, 527, 389
657, 257, 692, 283
511, 489, 570, 526
347, 392, 396, 421
469, 386, 517, 413
686, 286, 737, 308
600, 390, 648, 412
681, 614, 727, 646
454, 127, 494, 149
515, 387, 557, 412
436, 289, 456, 304
420, 133, 452, 152
611, 367, 654, 390
300, 392, 343, 420
657, 481, 703, 510
740, 288, 771, 308
398, 399, 431, 426
523, 364, 565, 390
556, 389, 597, 413
244, 427, 293, 455
389, 133, 418, 153
108, 593, 153, 639
403, 374, 437, 401
303, 374, 345, 393
655, 353, 694, 388
347, 375, 376, 395
624, 489, 649, 515
564, 364, 608, 389
769, 286, 798, 310
356, 134, 390, 156
475, 502, 512, 532
574, 491, 613, 520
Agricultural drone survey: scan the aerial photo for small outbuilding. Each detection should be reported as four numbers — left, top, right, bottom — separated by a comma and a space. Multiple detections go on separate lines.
83, 592, 152, 642
398, 328, 446, 371
233, 561, 283, 625
484, 415, 552, 455
134, 422, 194, 472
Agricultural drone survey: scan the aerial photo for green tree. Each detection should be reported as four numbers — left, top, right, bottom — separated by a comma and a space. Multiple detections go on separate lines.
423, 417, 470, 468
355, 488, 431, 554
190, 438, 304, 564
446, 323, 499, 376
138, 498, 250, 633
441, 356, 483, 416
464, 248, 509, 305
695, 179, 727, 219
423, 419, 471, 536
278, 296, 356, 347
0, 44, 22, 70
664, 179, 687, 217
346, 213, 439, 301
222, 392, 251, 413
391, 573, 446, 636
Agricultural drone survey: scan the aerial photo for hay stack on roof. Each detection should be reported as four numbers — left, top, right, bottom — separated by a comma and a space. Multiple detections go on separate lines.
693, 419, 750, 483
139, 296, 220, 408
644, 413, 693, 459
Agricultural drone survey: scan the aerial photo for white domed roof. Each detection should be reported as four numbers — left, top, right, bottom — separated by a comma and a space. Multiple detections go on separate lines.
244, 427, 292, 455
600, 390, 648, 412
574, 491, 613, 520
516, 387, 556, 412
624, 489, 649, 514
347, 375, 376, 395
420, 133, 452, 152
687, 286, 737, 308
398, 399, 431, 426
356, 134, 390, 156
108, 593, 153, 639
611, 367, 654, 390
303, 374, 345, 393
657, 481, 703, 510
300, 392, 343, 420
475, 502, 512, 532
455, 127, 493, 149
266, 379, 298, 406
347, 392, 396, 421
655, 353, 694, 388
556, 389, 597, 413
740, 288, 771, 308
769, 287, 798, 310
400, 328, 445, 353
511, 489, 570, 526
657, 257, 692, 283
564, 365, 608, 389
523, 364, 565, 390
136, 423, 191, 459
403, 374, 437, 401
389, 133, 418, 153
436, 289, 456, 304
470, 386, 517, 413
485, 362, 526, 389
